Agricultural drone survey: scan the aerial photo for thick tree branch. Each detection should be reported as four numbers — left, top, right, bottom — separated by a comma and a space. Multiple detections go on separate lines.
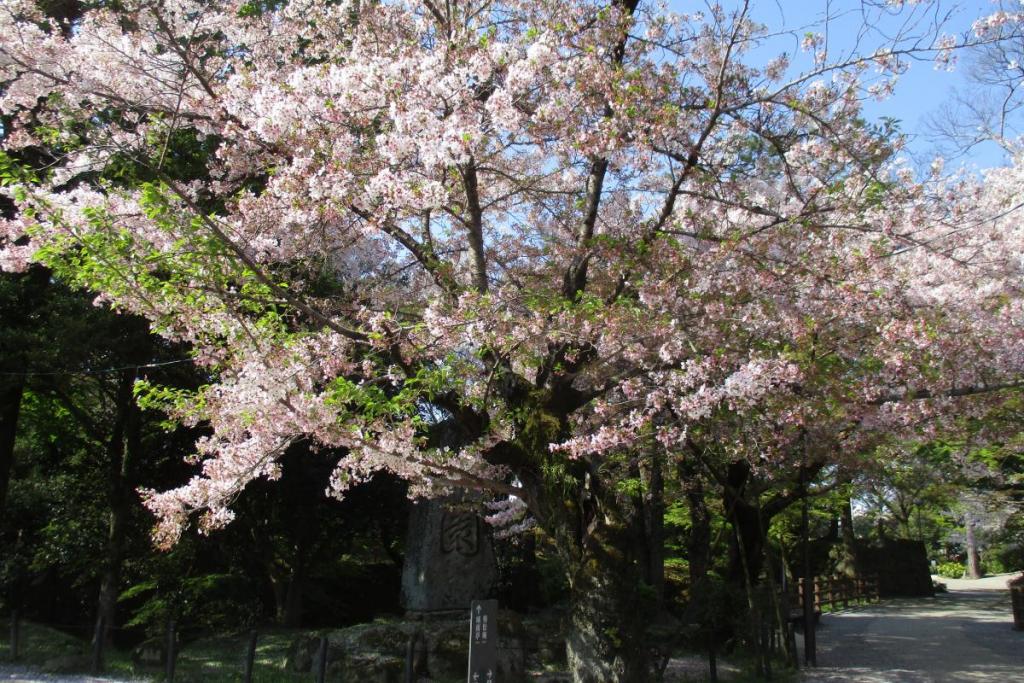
870, 380, 1024, 405
350, 206, 459, 294
459, 158, 489, 293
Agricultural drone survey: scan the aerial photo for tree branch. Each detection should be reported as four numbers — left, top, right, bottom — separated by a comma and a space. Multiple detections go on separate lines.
460, 158, 489, 293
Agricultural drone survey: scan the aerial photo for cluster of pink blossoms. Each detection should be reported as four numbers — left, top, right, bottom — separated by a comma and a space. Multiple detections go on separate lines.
1, 0, 1023, 541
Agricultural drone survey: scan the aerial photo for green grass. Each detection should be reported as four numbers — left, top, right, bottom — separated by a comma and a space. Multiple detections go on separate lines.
0, 617, 802, 682
168, 629, 312, 683
0, 618, 134, 677
0, 618, 316, 682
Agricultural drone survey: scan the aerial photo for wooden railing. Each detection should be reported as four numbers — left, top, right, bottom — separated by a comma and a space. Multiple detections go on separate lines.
782, 573, 880, 620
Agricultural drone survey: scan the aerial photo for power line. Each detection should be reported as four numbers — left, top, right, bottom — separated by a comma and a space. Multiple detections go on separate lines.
0, 358, 196, 377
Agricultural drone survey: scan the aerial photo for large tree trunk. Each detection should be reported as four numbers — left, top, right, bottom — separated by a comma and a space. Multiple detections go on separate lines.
724, 461, 767, 586
684, 470, 717, 681
676, 451, 712, 588
271, 558, 307, 627
836, 493, 858, 577
964, 518, 982, 579
492, 385, 656, 681
564, 526, 649, 683
526, 453, 653, 682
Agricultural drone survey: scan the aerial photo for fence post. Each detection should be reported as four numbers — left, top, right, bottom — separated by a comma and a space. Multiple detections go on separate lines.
9, 610, 19, 661
404, 630, 420, 683
802, 575, 816, 667
708, 639, 718, 683
243, 629, 258, 683
91, 615, 105, 675
315, 635, 329, 683
165, 619, 177, 683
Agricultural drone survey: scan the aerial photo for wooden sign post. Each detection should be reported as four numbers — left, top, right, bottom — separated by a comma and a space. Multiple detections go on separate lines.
467, 599, 498, 683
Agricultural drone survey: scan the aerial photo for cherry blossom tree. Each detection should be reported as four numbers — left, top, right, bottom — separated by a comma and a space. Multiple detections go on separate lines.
929, 0, 1024, 159
2, 0, 1023, 679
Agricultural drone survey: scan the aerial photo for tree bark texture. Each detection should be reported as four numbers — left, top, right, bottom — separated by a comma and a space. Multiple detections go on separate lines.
564, 526, 649, 683
522, 446, 655, 681
724, 461, 768, 586
965, 519, 982, 579
837, 492, 858, 577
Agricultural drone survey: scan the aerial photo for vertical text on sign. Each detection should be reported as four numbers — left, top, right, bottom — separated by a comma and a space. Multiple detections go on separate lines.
467, 599, 498, 683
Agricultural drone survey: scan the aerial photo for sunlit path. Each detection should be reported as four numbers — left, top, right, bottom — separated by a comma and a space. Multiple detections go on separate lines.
801, 583, 1023, 682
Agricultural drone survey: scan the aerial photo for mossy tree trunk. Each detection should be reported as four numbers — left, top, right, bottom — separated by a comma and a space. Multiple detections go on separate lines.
501, 405, 659, 682
480, 362, 671, 683
564, 529, 650, 683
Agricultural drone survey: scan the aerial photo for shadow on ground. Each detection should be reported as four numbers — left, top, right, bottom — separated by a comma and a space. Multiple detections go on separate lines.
801, 590, 1023, 683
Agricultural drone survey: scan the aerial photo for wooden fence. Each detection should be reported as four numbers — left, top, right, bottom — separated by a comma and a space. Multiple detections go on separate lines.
783, 573, 880, 620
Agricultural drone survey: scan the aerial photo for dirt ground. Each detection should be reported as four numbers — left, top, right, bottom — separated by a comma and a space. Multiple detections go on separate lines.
0, 665, 143, 683
799, 574, 1023, 683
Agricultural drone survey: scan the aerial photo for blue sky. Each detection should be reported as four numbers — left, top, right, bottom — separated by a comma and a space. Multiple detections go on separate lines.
682, 1, 1011, 169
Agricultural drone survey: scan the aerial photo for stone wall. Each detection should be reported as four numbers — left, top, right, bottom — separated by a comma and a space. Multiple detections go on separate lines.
855, 539, 934, 597
286, 609, 566, 682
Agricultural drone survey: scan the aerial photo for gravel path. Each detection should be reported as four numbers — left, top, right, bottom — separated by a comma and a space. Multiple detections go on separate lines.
0, 665, 143, 683
933, 573, 1019, 591
801, 575, 1023, 682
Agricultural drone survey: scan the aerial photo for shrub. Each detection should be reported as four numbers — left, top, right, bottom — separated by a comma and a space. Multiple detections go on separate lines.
982, 556, 1008, 576
936, 562, 964, 579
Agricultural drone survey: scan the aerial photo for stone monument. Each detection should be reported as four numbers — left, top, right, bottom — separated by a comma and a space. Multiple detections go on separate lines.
401, 497, 498, 612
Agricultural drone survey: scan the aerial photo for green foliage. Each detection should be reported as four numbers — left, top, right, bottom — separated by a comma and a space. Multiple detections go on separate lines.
134, 380, 207, 427
981, 556, 1009, 575
119, 570, 263, 634
237, 0, 289, 18
534, 539, 570, 606
614, 476, 645, 498
936, 561, 964, 579
0, 150, 40, 185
